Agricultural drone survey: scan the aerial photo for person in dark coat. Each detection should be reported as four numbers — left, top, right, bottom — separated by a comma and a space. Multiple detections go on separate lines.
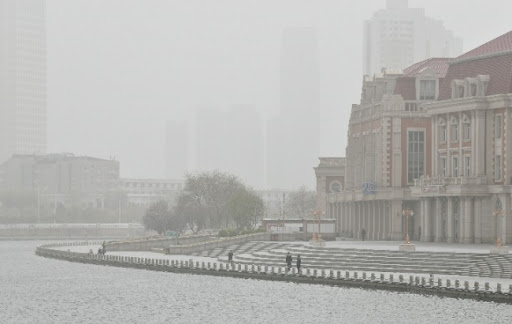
286, 252, 292, 270
228, 250, 233, 262
361, 228, 366, 241
296, 255, 302, 271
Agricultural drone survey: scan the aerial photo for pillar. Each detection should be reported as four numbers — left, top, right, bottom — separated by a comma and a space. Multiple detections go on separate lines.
446, 198, 454, 243
435, 198, 443, 242
474, 198, 482, 244
424, 199, 432, 242
463, 198, 474, 243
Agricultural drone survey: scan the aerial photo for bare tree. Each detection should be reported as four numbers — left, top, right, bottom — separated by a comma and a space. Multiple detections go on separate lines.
285, 186, 316, 219
178, 170, 264, 229
226, 189, 264, 229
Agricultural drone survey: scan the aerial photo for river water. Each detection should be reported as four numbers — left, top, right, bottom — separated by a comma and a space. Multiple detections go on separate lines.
1, 241, 512, 324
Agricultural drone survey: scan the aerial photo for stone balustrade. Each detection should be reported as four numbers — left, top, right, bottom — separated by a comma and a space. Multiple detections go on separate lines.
35, 241, 512, 305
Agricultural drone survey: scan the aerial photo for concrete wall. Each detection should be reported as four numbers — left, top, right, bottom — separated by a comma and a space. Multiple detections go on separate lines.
107, 234, 215, 251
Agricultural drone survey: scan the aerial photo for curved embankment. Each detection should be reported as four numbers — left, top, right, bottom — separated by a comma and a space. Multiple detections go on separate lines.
36, 241, 512, 304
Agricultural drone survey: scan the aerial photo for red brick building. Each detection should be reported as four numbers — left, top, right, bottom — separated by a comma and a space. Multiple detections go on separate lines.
318, 31, 512, 244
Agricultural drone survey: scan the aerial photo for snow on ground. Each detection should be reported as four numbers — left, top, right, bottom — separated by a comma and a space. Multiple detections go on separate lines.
54, 239, 512, 292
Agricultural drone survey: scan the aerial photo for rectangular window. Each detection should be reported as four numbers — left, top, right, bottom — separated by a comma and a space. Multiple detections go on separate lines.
440, 126, 447, 142
463, 123, 471, 140
440, 157, 446, 177
420, 80, 436, 100
496, 155, 502, 181
452, 124, 459, 141
496, 115, 502, 139
465, 156, 471, 177
407, 130, 425, 183
452, 157, 459, 177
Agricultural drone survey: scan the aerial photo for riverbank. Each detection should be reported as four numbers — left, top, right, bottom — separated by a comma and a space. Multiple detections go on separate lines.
36, 241, 512, 305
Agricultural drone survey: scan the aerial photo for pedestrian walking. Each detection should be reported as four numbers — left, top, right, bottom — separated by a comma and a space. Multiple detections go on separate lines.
361, 228, 366, 241
286, 252, 292, 270
228, 250, 234, 262
296, 255, 302, 271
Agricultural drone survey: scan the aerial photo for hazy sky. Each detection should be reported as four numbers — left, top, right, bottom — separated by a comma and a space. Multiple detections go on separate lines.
46, 0, 512, 179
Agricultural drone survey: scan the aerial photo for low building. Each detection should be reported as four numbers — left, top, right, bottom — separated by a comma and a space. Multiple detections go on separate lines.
120, 178, 183, 207
261, 218, 337, 240
0, 153, 119, 209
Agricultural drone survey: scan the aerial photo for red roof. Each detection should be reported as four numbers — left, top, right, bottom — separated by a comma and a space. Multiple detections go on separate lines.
402, 58, 451, 78
455, 31, 512, 62
438, 54, 512, 100
393, 58, 451, 100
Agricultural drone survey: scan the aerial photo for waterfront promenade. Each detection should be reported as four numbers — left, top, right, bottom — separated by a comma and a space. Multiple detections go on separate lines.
52, 239, 512, 294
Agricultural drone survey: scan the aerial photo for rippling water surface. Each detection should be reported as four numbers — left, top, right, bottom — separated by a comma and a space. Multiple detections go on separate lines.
1, 241, 512, 324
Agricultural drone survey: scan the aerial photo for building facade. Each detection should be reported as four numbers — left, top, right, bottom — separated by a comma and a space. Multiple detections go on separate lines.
411, 31, 512, 244
0, 0, 47, 164
364, 0, 462, 76
120, 178, 183, 207
320, 31, 512, 245
313, 157, 345, 233
0, 153, 119, 208
319, 57, 451, 240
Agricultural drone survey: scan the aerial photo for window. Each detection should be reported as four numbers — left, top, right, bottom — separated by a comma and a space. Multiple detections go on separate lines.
451, 123, 459, 141
463, 123, 471, 140
452, 157, 459, 177
465, 156, 471, 177
407, 131, 425, 183
440, 157, 446, 177
496, 155, 502, 181
459, 86, 464, 98
496, 115, 502, 139
440, 126, 447, 142
470, 84, 477, 96
420, 80, 436, 100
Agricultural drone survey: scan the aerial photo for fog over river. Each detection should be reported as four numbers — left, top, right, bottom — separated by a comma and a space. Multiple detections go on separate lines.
2, 241, 512, 323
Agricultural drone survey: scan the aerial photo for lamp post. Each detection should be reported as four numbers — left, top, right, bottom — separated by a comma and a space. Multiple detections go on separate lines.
494, 209, 503, 247
313, 209, 324, 241
402, 208, 414, 244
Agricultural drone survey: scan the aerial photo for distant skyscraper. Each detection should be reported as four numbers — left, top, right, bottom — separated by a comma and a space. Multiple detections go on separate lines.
194, 106, 264, 189
266, 27, 320, 190
165, 120, 188, 179
364, 0, 462, 76
0, 0, 47, 164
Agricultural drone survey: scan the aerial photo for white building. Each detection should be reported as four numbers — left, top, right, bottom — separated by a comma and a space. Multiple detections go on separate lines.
0, 0, 47, 164
363, 0, 462, 76
120, 178, 183, 207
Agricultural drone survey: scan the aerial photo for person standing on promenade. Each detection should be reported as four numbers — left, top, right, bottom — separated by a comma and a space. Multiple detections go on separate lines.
361, 228, 366, 241
286, 252, 292, 270
296, 255, 302, 271
228, 250, 233, 263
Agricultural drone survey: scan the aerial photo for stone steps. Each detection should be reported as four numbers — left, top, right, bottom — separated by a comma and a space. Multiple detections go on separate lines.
182, 241, 512, 279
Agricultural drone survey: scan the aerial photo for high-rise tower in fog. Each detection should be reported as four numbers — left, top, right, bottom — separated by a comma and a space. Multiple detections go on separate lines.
267, 27, 320, 190
364, 0, 462, 76
195, 106, 264, 189
0, 0, 47, 164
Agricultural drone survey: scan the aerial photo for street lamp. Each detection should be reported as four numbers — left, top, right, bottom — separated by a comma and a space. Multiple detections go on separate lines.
494, 209, 503, 247
402, 208, 414, 244
313, 209, 324, 241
